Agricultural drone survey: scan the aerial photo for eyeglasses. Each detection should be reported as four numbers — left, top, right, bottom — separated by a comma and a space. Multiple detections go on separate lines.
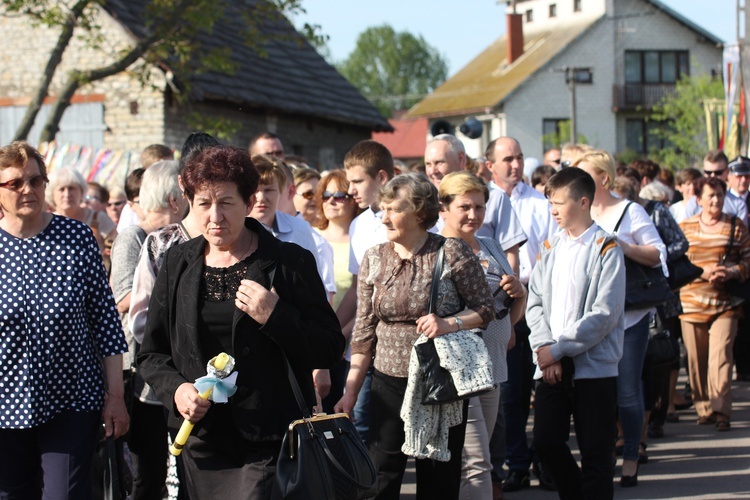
296, 190, 315, 200
704, 169, 726, 177
107, 200, 126, 208
322, 191, 351, 202
85, 195, 102, 203
0, 175, 46, 191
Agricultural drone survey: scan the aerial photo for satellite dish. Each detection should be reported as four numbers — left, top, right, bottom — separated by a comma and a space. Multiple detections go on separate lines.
459, 118, 483, 139
430, 120, 455, 137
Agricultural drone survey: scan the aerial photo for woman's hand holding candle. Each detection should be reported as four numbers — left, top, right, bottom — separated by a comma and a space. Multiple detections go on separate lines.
175, 382, 212, 423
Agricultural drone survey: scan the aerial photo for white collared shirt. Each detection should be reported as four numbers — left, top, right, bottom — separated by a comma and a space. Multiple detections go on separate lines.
550, 223, 597, 341
348, 207, 387, 275
497, 181, 558, 284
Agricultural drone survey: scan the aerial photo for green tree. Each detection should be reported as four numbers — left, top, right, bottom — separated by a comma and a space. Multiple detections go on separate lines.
2, 0, 314, 143
337, 24, 448, 117
648, 73, 724, 169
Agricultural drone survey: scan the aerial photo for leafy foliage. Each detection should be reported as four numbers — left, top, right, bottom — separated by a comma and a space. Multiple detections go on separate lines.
648, 73, 724, 170
1, 0, 317, 142
337, 24, 448, 117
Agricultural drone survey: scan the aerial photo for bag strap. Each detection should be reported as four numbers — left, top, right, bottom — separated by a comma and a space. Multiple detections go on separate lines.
428, 239, 447, 315
613, 202, 633, 234
724, 216, 737, 264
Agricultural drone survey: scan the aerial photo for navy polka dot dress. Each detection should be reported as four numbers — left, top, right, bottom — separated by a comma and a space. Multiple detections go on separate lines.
0, 215, 127, 429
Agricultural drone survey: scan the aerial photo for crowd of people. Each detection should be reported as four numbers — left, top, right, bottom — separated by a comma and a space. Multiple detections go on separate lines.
0, 129, 749, 500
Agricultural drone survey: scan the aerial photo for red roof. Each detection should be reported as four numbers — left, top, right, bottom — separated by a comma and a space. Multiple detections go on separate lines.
372, 115, 428, 160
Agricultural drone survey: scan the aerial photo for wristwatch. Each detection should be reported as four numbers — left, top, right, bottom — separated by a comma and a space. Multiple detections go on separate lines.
453, 316, 463, 331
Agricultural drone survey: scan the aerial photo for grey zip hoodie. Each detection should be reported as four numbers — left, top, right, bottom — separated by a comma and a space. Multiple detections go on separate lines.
527, 225, 626, 380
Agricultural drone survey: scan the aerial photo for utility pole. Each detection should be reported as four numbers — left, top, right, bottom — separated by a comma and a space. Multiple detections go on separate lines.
564, 66, 577, 143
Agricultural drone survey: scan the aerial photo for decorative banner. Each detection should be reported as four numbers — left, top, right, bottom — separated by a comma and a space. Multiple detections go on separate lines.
38, 141, 140, 189
723, 44, 741, 157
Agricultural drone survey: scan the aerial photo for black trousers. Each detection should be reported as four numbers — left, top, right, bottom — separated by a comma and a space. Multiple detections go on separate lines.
368, 370, 469, 500
0, 409, 100, 500
128, 399, 169, 500
532, 359, 617, 500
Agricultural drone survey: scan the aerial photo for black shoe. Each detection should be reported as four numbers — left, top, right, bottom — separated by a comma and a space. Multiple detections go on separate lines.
638, 442, 648, 464
620, 463, 639, 488
647, 422, 664, 439
502, 470, 531, 492
532, 460, 557, 491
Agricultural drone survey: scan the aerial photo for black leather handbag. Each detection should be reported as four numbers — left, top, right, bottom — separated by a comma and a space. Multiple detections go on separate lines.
615, 203, 676, 310
723, 216, 750, 303
274, 349, 377, 500
267, 261, 377, 500
415, 241, 493, 405
666, 255, 703, 291
645, 310, 679, 367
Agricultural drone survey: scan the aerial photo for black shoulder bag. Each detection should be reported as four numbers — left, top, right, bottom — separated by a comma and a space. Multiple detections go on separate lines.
614, 202, 675, 310
723, 216, 750, 304
413, 240, 493, 405
643, 200, 702, 290
267, 263, 378, 500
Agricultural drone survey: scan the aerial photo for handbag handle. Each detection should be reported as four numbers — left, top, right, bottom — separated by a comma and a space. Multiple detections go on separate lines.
267, 260, 378, 491
613, 201, 633, 234
428, 239, 447, 315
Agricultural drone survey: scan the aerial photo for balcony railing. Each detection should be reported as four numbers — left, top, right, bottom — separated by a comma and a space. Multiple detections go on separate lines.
612, 83, 677, 111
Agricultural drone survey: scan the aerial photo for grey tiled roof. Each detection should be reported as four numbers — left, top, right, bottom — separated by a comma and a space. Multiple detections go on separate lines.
103, 0, 392, 131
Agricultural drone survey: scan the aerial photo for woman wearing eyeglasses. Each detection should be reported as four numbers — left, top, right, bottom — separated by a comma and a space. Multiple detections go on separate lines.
106, 187, 128, 225
0, 142, 128, 498
292, 167, 321, 225
46, 167, 117, 252
313, 169, 362, 411
438, 171, 526, 500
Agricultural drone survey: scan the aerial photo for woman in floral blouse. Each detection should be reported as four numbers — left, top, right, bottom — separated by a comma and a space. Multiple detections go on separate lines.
335, 173, 494, 499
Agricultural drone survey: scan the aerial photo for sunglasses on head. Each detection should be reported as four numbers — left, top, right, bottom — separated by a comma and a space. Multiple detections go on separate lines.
296, 190, 315, 200
322, 191, 351, 202
0, 175, 46, 191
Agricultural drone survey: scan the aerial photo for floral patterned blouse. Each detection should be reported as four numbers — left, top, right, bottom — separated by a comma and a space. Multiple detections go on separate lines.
351, 233, 494, 378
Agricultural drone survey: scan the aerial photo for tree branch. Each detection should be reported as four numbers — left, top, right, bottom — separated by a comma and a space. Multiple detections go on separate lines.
13, 0, 91, 141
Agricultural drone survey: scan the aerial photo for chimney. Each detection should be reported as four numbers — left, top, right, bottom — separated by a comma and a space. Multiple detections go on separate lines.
507, 13, 524, 64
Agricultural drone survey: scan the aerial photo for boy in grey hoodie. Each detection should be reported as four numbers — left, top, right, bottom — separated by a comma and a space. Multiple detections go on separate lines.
527, 167, 626, 499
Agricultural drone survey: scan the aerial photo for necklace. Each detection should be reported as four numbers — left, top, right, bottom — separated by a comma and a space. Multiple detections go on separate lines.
699, 215, 721, 227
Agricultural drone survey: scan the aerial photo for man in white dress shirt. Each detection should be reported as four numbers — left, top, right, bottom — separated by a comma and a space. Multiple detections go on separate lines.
484, 137, 557, 493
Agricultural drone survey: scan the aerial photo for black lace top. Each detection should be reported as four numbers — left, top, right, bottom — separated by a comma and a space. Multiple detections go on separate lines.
201, 258, 251, 301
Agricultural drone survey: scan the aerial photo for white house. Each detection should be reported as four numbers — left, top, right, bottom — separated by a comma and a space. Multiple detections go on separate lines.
407, 0, 723, 161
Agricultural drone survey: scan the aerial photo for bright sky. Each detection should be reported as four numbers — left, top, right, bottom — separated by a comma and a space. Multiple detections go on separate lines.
296, 0, 737, 77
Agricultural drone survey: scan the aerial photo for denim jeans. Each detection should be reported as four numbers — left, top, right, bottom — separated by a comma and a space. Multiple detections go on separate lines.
353, 364, 374, 445
617, 314, 650, 461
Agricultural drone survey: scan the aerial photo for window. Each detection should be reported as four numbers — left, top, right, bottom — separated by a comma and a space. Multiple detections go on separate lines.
549, 4, 557, 18
574, 0, 582, 12
542, 118, 570, 150
626, 118, 671, 154
526, 9, 533, 22
624, 51, 689, 84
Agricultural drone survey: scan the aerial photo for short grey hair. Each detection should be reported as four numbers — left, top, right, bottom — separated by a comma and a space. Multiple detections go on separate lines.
46, 167, 87, 207
428, 133, 466, 156
639, 180, 673, 203
139, 160, 182, 212
379, 172, 441, 230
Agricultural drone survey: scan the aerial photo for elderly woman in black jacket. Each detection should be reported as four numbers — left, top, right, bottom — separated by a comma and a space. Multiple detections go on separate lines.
138, 146, 344, 499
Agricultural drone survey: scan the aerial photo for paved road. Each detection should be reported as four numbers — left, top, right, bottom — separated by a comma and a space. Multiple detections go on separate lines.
400, 377, 750, 499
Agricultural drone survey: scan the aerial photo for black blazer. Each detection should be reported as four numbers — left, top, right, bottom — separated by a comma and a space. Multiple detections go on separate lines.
138, 217, 344, 444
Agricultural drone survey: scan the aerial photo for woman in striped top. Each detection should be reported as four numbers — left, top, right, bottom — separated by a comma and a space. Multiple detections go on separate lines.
679, 176, 750, 431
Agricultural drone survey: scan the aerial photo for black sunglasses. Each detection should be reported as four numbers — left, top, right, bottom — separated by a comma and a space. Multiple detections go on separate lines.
322, 191, 351, 202
704, 169, 726, 177
485, 270, 515, 320
108, 200, 126, 208
0, 175, 46, 191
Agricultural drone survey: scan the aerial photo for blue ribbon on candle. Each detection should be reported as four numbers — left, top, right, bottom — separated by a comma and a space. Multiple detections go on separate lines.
193, 372, 238, 403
